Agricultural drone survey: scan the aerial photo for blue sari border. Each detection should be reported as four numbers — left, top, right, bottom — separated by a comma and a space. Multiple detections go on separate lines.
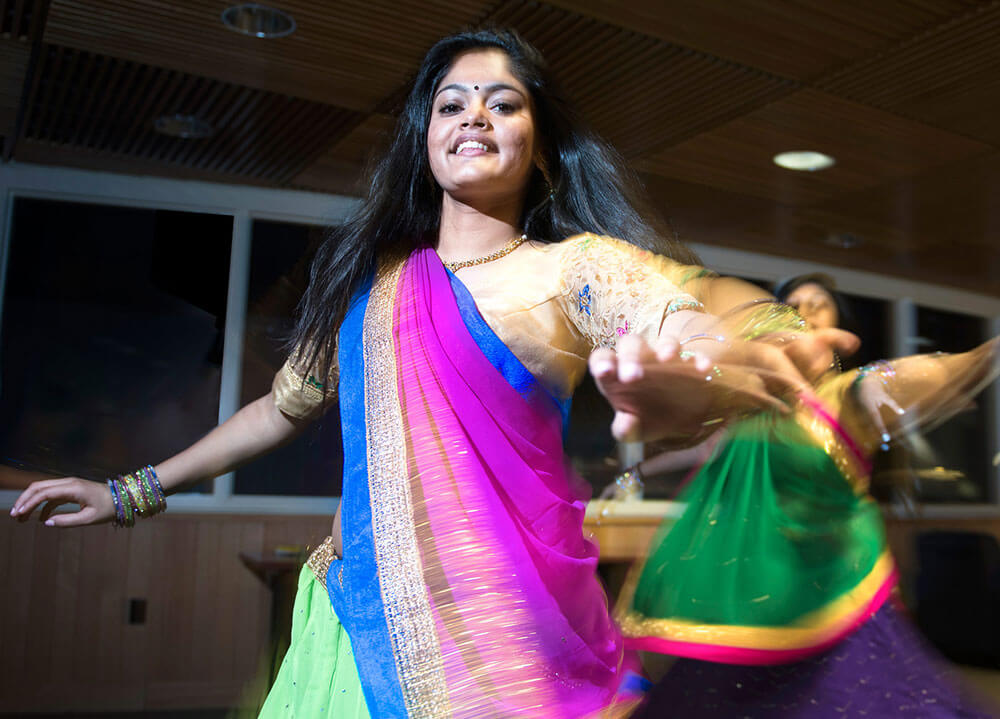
327, 272, 409, 718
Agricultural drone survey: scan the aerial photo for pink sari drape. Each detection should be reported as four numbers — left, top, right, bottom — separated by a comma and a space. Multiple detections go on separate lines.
374, 247, 626, 716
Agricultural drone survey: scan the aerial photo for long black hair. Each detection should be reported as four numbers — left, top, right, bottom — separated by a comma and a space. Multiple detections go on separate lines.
291, 28, 697, 378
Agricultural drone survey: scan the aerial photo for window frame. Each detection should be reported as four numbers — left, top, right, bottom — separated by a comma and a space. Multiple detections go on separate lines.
1, 162, 999, 517
0, 163, 355, 515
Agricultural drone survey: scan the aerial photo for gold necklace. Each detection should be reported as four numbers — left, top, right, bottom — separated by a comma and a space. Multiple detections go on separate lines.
443, 234, 527, 272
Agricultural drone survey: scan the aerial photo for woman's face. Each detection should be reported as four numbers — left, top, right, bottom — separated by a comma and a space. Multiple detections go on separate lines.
427, 49, 537, 205
785, 282, 839, 329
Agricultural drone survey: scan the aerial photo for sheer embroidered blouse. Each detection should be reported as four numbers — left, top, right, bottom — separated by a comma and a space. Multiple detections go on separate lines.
273, 233, 705, 419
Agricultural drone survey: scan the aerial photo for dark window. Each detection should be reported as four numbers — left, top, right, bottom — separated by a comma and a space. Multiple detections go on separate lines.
0, 198, 231, 491
566, 372, 618, 495
233, 220, 342, 497
840, 292, 890, 370
911, 307, 988, 502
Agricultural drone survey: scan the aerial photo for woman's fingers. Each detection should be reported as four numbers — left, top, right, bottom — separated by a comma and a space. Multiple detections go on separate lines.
10, 478, 67, 518
740, 342, 811, 398
44, 507, 101, 528
653, 335, 680, 363
615, 335, 651, 383
588, 347, 617, 383
589, 332, 831, 444
14, 479, 82, 521
781, 328, 860, 381
591, 338, 658, 416
9, 477, 112, 526
816, 327, 861, 357
610, 411, 641, 442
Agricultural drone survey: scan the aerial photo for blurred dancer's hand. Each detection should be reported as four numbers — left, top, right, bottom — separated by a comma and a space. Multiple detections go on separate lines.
589, 335, 786, 443
589, 328, 859, 443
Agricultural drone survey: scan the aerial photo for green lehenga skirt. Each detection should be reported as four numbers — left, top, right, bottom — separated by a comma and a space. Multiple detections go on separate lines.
258, 564, 370, 718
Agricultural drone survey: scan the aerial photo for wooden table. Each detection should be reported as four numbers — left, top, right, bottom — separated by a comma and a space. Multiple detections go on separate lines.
239, 551, 304, 683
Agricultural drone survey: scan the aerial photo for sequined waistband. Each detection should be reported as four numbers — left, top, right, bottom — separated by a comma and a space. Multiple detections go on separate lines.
305, 535, 339, 585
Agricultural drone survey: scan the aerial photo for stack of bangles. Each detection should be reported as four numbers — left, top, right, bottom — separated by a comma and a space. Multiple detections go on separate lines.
107, 465, 167, 528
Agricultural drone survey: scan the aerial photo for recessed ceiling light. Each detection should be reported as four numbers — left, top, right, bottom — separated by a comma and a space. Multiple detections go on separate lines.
154, 114, 214, 139
222, 4, 296, 39
773, 151, 836, 172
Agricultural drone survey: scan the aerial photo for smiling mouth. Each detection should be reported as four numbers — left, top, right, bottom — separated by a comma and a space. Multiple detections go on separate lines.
455, 140, 491, 155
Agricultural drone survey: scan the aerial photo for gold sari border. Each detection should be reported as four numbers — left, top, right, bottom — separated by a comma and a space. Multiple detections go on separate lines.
363, 258, 452, 718
794, 402, 870, 493
617, 549, 897, 652
305, 535, 338, 585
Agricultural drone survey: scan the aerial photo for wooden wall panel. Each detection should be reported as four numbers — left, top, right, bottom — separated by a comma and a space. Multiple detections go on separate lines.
233, 522, 267, 685
3, 518, 36, 696
3, 508, 1000, 712
0, 513, 330, 713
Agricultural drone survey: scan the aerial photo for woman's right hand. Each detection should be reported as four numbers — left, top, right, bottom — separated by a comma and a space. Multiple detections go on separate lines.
589, 334, 793, 443
9, 477, 115, 527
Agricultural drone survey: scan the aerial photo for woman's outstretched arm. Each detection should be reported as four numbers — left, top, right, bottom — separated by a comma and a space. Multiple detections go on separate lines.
838, 337, 1000, 455
9, 392, 309, 527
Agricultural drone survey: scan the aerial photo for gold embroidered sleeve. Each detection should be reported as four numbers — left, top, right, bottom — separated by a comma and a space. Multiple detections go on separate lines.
558, 233, 705, 349
271, 347, 339, 420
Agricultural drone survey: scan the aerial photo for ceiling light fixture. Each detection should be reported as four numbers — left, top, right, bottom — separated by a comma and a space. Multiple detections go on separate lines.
773, 151, 836, 172
221, 4, 296, 39
154, 114, 214, 139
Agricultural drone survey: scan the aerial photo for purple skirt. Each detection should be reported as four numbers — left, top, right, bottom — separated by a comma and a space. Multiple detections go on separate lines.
634, 603, 995, 718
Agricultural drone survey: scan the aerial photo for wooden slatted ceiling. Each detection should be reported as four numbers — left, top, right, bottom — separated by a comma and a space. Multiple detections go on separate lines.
1, 0, 45, 40
0, 39, 28, 138
817, 2, 1000, 145
43, 0, 497, 110
544, 0, 981, 80
291, 112, 396, 194
636, 173, 909, 269
21, 45, 364, 184
641, 144, 1000, 296
3, 0, 1000, 294
642, 166, 1000, 297
488, 0, 797, 157
811, 150, 1000, 253
636, 89, 992, 206
1, 0, 47, 157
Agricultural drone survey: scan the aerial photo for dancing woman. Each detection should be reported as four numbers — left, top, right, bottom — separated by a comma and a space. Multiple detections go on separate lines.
10, 29, 846, 718
619, 307, 999, 717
